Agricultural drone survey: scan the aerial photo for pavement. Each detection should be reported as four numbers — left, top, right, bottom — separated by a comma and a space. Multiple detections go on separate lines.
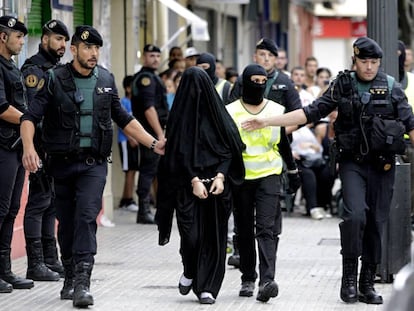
1, 208, 404, 311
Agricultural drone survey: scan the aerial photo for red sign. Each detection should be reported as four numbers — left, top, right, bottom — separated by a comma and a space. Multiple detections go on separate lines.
351, 20, 367, 37
313, 17, 367, 38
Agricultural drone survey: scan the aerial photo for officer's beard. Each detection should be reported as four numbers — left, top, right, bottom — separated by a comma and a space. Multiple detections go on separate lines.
77, 55, 97, 70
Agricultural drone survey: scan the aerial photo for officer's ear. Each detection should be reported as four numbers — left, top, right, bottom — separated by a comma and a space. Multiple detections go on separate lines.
0, 33, 8, 43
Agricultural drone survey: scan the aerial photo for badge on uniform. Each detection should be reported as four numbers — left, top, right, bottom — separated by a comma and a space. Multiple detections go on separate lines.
25, 74, 38, 88
36, 78, 45, 91
140, 77, 151, 86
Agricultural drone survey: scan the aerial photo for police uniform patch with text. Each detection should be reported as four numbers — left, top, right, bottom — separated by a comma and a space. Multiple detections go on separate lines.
140, 77, 151, 86
36, 78, 45, 91
25, 74, 38, 88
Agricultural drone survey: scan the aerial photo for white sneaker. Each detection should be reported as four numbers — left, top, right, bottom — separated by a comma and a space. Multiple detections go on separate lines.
324, 211, 333, 218
125, 202, 139, 212
310, 207, 325, 220
100, 214, 115, 227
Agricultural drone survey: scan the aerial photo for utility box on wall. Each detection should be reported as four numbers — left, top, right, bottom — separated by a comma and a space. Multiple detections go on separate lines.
379, 162, 412, 283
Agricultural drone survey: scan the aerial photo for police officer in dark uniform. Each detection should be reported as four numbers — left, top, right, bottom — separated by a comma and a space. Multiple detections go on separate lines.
241, 37, 414, 305
20, 19, 70, 282
131, 44, 169, 224
20, 25, 165, 307
228, 38, 302, 268
0, 15, 34, 294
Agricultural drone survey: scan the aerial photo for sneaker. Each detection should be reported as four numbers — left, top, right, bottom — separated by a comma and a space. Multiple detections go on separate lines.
125, 202, 138, 212
178, 274, 192, 295
239, 281, 255, 297
324, 211, 333, 218
199, 292, 215, 304
119, 199, 139, 212
256, 281, 279, 302
310, 207, 325, 220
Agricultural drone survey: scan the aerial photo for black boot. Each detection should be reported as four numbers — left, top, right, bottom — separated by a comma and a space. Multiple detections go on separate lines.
0, 278, 12, 293
60, 257, 74, 300
227, 235, 240, 268
73, 262, 94, 307
42, 237, 64, 277
136, 199, 155, 224
26, 239, 60, 281
0, 249, 34, 289
340, 257, 358, 303
358, 262, 383, 304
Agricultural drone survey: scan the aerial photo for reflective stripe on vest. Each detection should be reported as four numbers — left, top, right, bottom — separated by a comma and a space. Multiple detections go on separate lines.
215, 78, 227, 100
226, 99, 284, 179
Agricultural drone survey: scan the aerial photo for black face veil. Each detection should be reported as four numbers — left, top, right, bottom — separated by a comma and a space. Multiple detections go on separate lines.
161, 66, 245, 184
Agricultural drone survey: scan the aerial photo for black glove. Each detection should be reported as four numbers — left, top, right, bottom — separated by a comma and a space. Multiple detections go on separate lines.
287, 171, 301, 194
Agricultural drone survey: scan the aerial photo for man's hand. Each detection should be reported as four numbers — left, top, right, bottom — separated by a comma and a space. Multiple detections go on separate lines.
241, 118, 267, 131
287, 170, 301, 194
22, 147, 41, 173
153, 137, 166, 155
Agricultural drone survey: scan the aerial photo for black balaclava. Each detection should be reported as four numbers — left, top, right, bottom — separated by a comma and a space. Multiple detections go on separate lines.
196, 52, 218, 84
398, 40, 406, 82
242, 64, 267, 105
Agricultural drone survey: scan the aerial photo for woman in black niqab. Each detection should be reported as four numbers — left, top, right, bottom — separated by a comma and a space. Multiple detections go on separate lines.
155, 67, 244, 304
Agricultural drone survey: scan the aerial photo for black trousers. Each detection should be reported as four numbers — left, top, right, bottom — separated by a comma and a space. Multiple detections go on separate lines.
232, 174, 281, 286
0, 148, 25, 250
23, 171, 55, 240
137, 146, 159, 200
339, 159, 395, 263
48, 156, 107, 264
177, 183, 231, 298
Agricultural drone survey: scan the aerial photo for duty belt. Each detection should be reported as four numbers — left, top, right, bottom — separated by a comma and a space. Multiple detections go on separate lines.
49, 153, 104, 165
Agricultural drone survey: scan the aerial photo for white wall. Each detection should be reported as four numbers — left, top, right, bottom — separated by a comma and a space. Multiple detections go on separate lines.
313, 38, 355, 77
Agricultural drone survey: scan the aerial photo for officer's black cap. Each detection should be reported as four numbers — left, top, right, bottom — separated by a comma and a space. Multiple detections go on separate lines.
71, 25, 103, 47
353, 37, 383, 59
0, 16, 27, 35
143, 44, 161, 53
256, 38, 278, 57
43, 19, 69, 41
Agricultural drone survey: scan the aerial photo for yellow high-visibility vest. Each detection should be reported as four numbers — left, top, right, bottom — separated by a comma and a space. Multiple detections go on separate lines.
226, 99, 285, 180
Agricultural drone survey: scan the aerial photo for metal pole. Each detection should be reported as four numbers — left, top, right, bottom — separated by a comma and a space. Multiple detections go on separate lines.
367, 0, 398, 78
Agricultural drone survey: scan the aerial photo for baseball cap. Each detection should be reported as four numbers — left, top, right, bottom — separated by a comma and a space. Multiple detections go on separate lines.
185, 47, 200, 58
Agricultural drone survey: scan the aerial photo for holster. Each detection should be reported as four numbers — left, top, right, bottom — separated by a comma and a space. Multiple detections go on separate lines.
29, 168, 52, 193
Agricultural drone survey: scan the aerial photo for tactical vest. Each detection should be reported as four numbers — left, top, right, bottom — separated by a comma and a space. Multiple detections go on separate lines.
334, 70, 403, 157
0, 57, 27, 150
41, 64, 114, 157
131, 68, 169, 131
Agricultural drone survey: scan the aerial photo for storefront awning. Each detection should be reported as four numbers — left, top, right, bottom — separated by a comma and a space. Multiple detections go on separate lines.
158, 0, 210, 41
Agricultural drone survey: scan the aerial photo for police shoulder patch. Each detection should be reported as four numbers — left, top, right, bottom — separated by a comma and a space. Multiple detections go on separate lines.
36, 78, 45, 91
25, 74, 38, 88
140, 77, 151, 86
